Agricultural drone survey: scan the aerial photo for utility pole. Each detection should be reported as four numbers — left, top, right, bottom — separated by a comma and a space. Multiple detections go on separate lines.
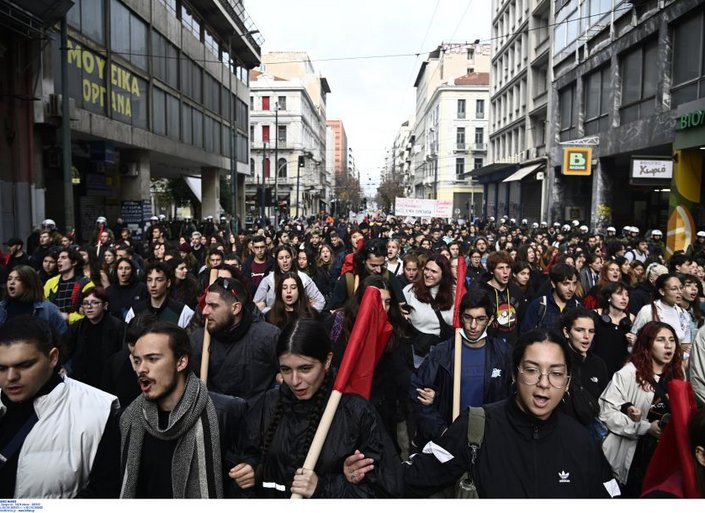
261, 142, 267, 222
274, 101, 279, 225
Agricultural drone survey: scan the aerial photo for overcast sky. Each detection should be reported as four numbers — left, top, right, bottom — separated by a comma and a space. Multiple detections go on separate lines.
245, 0, 493, 197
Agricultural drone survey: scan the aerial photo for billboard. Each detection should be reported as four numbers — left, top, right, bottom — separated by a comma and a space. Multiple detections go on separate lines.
394, 198, 453, 218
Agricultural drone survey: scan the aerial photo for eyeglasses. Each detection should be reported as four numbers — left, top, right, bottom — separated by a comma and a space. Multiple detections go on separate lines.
82, 300, 104, 308
517, 366, 570, 388
462, 314, 489, 324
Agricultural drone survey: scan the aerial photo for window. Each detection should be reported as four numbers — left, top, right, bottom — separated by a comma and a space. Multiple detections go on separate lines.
166, 93, 179, 140
277, 125, 287, 145
474, 127, 484, 144
153, 88, 166, 135
182, 104, 192, 144
559, 84, 577, 141
262, 125, 270, 143
181, 5, 200, 39
250, 125, 254, 141
620, 40, 657, 124
456, 127, 466, 146
554, 8, 579, 55
203, 74, 219, 113
457, 99, 466, 119
204, 29, 219, 57
68, 0, 105, 45
277, 96, 287, 110
584, 66, 610, 135
467, 48, 475, 62
264, 158, 271, 179
250, 158, 255, 176
237, 134, 247, 163
456, 158, 465, 176
672, 11, 705, 107
157, 0, 176, 15
111, 0, 147, 70
151, 32, 179, 89
192, 109, 203, 148
222, 124, 230, 156
278, 157, 287, 178
236, 98, 248, 131
180, 57, 202, 102
262, 96, 270, 111
474, 158, 484, 169
476, 99, 485, 118
250, 96, 254, 110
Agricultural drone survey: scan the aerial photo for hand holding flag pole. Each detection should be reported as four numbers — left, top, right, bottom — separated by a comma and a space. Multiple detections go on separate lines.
290, 287, 392, 499
452, 255, 468, 421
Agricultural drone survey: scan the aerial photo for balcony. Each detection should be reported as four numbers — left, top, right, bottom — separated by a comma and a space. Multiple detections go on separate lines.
454, 143, 468, 153
473, 143, 487, 153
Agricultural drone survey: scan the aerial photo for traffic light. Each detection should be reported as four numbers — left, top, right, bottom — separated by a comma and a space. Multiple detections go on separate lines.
265, 188, 273, 206
298, 155, 305, 168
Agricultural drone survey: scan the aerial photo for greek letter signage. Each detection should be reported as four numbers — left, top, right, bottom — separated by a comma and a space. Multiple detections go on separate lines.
631, 158, 673, 179
563, 147, 592, 176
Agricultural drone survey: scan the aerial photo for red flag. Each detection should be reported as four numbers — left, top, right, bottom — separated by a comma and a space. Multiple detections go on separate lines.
452, 256, 468, 329
333, 287, 392, 400
641, 380, 703, 498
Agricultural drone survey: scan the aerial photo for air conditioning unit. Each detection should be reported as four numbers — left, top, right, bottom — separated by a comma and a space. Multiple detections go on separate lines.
47, 94, 77, 119
119, 162, 139, 177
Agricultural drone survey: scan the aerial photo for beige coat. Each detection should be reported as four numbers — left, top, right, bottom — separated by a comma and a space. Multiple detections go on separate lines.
598, 362, 655, 484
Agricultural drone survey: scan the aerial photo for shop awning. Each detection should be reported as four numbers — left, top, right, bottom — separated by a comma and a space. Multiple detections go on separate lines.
502, 163, 544, 182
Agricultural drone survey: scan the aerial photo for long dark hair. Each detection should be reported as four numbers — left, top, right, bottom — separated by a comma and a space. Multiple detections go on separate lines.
273, 245, 295, 278
267, 271, 316, 329
411, 253, 454, 310
259, 319, 332, 476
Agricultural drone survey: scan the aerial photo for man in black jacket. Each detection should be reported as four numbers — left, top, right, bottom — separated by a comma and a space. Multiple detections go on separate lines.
190, 276, 279, 406
410, 289, 512, 447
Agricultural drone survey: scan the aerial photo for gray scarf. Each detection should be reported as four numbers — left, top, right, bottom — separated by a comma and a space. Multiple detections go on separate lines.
119, 372, 223, 498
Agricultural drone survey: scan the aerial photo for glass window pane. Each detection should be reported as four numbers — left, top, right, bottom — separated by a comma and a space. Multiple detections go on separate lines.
213, 120, 221, 154
82, 0, 105, 44
182, 104, 192, 144
600, 69, 610, 115
110, 0, 130, 55
222, 125, 230, 156
642, 42, 658, 99
153, 88, 166, 135
68, 0, 81, 29
673, 15, 701, 85
166, 44, 178, 89
151, 32, 164, 81
167, 93, 180, 139
585, 72, 600, 118
193, 110, 203, 148
130, 16, 148, 70
621, 49, 641, 104
131, 76, 148, 129
192, 65, 202, 103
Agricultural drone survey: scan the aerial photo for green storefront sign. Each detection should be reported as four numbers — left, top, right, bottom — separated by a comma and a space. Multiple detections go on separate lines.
677, 110, 705, 130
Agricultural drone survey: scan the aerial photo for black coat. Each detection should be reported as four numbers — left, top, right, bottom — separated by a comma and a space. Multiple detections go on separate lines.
243, 385, 402, 498
66, 314, 126, 389
403, 399, 615, 498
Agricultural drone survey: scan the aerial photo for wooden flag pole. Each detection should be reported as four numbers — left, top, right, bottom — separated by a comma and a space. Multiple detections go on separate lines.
290, 390, 343, 499
452, 328, 462, 420
199, 268, 219, 384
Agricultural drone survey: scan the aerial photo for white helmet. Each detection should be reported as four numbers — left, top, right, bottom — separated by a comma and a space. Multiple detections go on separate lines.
607, 226, 616, 234
521, 218, 528, 225
630, 226, 640, 234
96, 216, 107, 224
651, 229, 663, 237
571, 220, 580, 227
579, 225, 589, 233
41, 219, 56, 229
499, 218, 506, 224
158, 214, 166, 221
509, 218, 516, 224
531, 222, 539, 229
489, 216, 495, 222
697, 231, 705, 238
553, 222, 561, 228
562, 224, 571, 232
623, 226, 632, 234
150, 216, 158, 222
540, 221, 548, 227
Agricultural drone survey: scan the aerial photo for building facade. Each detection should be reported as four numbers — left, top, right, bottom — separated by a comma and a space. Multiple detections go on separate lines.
411, 43, 490, 219
246, 53, 331, 220
472, 0, 553, 223
0, 0, 261, 243
547, 0, 705, 253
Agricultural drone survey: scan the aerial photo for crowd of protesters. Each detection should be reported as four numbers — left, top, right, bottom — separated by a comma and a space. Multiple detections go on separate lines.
1, 212, 705, 499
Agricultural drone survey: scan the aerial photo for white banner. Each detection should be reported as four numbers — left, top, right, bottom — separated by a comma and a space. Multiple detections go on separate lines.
395, 197, 454, 218
631, 159, 673, 179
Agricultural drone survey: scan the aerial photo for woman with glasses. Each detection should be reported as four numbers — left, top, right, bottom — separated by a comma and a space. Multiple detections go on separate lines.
64, 287, 126, 390
591, 281, 637, 378
254, 245, 325, 314
229, 317, 400, 498
599, 321, 683, 497
631, 273, 690, 345
0, 265, 67, 335
346, 328, 617, 497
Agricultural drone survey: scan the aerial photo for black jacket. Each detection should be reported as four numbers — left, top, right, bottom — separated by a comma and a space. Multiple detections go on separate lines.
409, 336, 512, 446
629, 281, 654, 315
65, 314, 126, 389
106, 280, 148, 320
189, 309, 279, 406
243, 385, 402, 498
561, 349, 609, 426
403, 398, 616, 498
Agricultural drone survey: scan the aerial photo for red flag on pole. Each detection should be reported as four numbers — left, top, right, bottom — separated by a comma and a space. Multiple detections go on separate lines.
641, 380, 703, 498
333, 287, 392, 400
452, 256, 468, 329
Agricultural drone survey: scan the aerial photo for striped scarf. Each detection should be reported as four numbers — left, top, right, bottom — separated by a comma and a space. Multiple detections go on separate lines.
119, 372, 223, 498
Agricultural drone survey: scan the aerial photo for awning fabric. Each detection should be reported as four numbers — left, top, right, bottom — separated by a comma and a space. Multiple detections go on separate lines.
502, 163, 544, 183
